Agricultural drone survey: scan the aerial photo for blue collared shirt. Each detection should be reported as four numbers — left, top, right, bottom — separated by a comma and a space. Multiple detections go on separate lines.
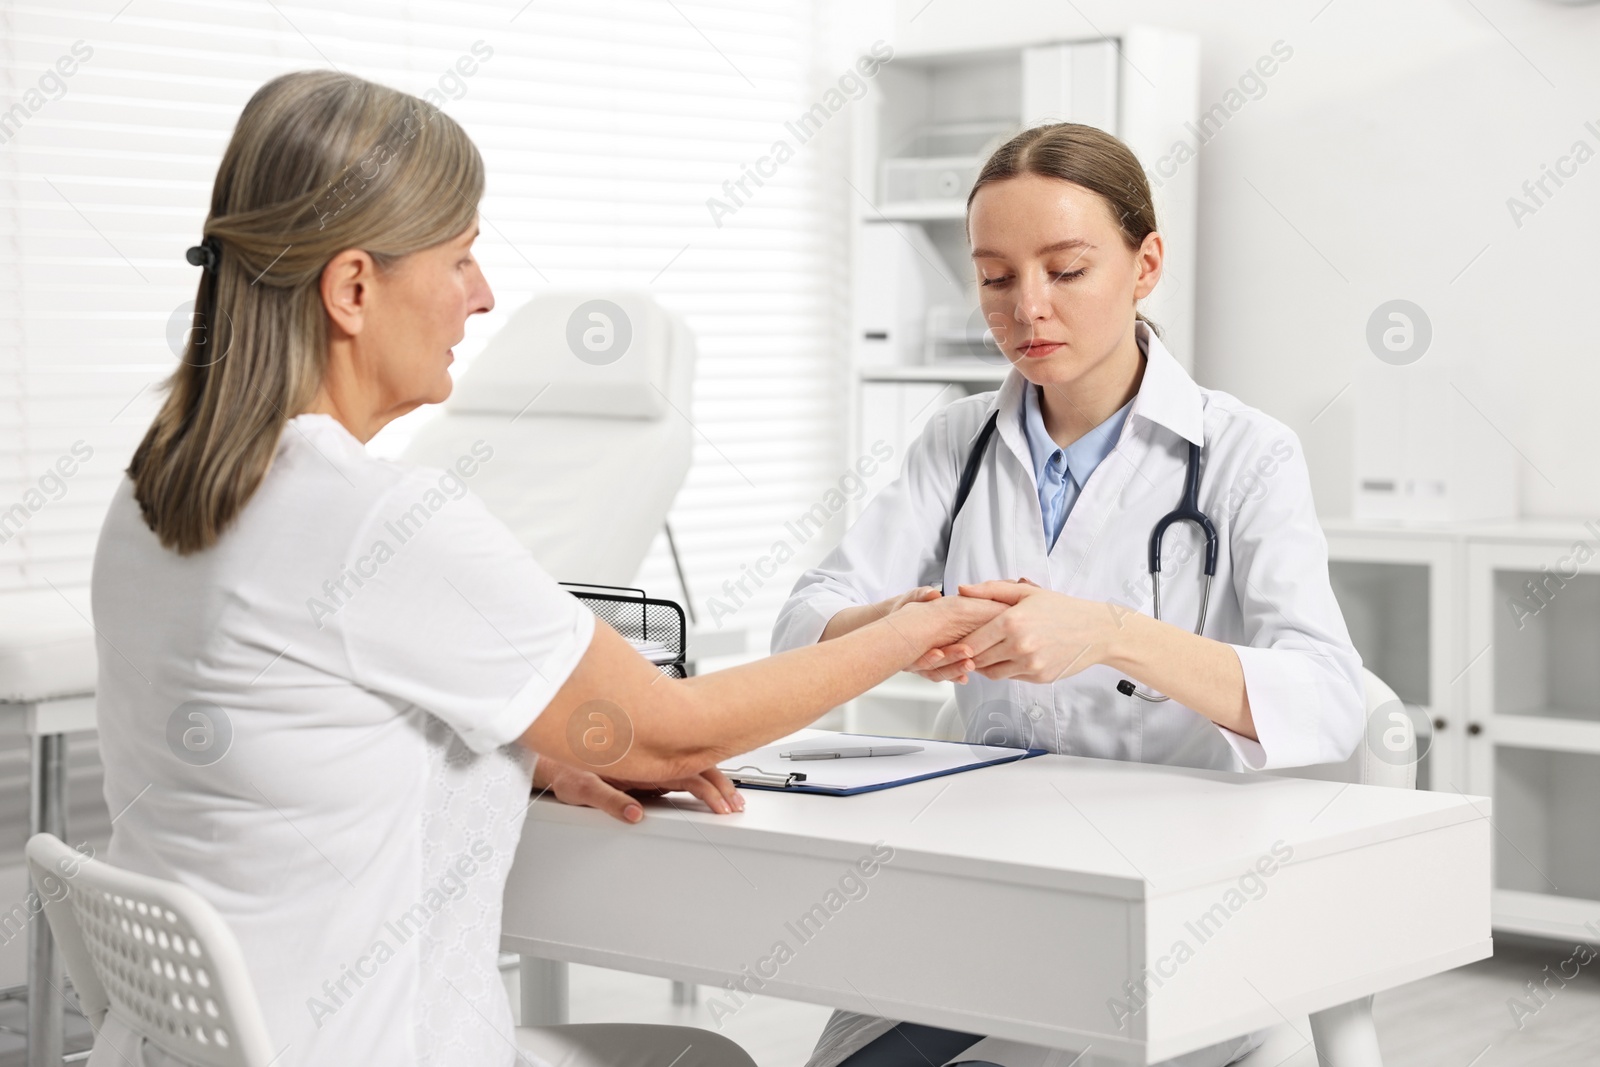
1020, 384, 1132, 550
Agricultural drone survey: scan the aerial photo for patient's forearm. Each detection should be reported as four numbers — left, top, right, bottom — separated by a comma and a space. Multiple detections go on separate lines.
524, 601, 974, 781
670, 612, 937, 763
819, 600, 896, 642
820, 586, 938, 642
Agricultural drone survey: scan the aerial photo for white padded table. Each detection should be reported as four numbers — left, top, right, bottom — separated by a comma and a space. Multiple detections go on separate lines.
0, 588, 98, 1067
501, 742, 1492, 1066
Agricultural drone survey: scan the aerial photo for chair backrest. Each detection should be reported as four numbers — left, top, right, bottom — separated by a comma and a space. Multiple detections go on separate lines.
402, 289, 697, 587
926, 668, 1426, 790
1270, 667, 1426, 790
25, 833, 277, 1067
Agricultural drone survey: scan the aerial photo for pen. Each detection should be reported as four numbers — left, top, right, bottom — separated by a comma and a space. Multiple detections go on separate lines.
778, 745, 924, 761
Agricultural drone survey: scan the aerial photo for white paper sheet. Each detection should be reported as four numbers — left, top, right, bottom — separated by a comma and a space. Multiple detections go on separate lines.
719, 731, 1034, 792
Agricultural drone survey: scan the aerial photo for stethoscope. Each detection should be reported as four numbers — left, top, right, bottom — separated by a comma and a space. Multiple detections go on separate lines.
945, 406, 1219, 702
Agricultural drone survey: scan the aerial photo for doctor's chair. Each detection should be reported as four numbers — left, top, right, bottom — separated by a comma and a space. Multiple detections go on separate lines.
929, 667, 1428, 1067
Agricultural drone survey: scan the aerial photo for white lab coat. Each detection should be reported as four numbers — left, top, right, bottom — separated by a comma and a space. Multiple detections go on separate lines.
772, 323, 1364, 1067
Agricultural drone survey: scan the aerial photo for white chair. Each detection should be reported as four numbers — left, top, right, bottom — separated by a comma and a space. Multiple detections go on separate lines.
26, 834, 758, 1067
403, 289, 697, 587
26, 832, 278, 1066
927, 668, 1425, 1067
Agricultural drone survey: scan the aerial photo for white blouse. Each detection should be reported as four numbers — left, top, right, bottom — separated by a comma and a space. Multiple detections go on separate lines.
91, 414, 594, 1066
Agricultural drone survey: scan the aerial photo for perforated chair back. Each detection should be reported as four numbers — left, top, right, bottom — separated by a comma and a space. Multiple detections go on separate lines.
26, 833, 277, 1067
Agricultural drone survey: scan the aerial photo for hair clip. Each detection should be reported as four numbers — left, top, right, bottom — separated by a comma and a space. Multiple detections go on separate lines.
185, 236, 221, 272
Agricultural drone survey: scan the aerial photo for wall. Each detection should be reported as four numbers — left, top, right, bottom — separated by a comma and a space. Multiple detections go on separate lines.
892, 0, 1600, 518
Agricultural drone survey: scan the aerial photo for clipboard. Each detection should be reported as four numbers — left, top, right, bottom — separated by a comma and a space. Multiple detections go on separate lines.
719, 731, 1046, 796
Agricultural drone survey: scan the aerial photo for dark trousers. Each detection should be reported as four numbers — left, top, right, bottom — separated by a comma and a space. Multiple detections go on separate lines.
836, 1023, 994, 1067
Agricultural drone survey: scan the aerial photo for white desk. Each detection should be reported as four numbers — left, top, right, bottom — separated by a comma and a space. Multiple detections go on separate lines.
0, 588, 100, 1067
501, 746, 1491, 1066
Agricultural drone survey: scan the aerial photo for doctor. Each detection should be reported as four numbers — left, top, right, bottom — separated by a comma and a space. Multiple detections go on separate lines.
773, 123, 1365, 1067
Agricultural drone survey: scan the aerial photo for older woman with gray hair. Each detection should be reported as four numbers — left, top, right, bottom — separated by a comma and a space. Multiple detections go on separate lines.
91, 70, 998, 1067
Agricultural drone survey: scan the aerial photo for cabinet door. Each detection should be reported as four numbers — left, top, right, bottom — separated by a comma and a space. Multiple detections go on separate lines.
1324, 529, 1461, 791
1466, 537, 1600, 938
1465, 539, 1600, 791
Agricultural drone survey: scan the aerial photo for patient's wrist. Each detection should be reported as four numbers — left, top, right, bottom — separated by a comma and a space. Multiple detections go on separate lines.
888, 598, 949, 660
820, 604, 867, 642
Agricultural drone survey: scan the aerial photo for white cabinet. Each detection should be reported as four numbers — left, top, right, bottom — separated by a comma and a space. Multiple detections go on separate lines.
1324, 518, 1600, 942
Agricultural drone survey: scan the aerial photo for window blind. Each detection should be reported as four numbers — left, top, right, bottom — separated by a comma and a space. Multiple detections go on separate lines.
0, 0, 854, 650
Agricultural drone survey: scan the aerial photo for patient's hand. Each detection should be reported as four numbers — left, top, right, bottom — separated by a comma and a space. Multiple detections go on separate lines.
532, 757, 745, 822
895, 590, 1008, 684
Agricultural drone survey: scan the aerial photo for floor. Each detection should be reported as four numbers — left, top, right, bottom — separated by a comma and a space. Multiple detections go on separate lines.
557, 935, 1600, 1067
1369, 936, 1600, 1067
563, 966, 835, 1067
0, 984, 94, 1065
0, 937, 1591, 1065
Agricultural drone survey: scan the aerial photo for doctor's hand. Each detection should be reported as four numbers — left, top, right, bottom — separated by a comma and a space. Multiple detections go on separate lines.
904, 579, 1039, 684
952, 580, 1124, 684
532, 757, 744, 823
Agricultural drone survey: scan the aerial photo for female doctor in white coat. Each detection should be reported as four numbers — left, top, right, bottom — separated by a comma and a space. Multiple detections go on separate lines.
773, 123, 1366, 1067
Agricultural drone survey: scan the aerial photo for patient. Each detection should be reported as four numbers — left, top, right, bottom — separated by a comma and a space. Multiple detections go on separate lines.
90, 70, 1000, 1067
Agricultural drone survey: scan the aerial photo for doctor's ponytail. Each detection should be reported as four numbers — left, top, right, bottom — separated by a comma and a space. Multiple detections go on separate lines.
128, 70, 484, 554
967, 123, 1163, 338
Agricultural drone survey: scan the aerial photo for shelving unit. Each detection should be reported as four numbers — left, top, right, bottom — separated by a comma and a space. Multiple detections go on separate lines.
859, 365, 1011, 384
842, 29, 1199, 736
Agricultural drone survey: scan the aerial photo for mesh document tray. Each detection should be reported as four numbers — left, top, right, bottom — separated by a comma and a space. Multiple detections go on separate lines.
561, 583, 688, 678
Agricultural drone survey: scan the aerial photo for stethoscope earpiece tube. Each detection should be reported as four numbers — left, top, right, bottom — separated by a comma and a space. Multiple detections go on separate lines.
949, 410, 1000, 533
1121, 440, 1219, 703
